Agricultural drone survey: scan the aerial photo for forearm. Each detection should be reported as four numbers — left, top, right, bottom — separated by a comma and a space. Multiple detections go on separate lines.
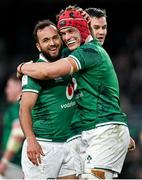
1, 151, 15, 163
18, 62, 48, 79
19, 106, 35, 140
5, 133, 24, 158
19, 93, 44, 165
1, 120, 24, 164
17, 58, 72, 80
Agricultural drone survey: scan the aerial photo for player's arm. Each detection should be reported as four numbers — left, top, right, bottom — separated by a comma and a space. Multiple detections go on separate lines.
19, 92, 44, 166
0, 120, 24, 176
17, 57, 78, 80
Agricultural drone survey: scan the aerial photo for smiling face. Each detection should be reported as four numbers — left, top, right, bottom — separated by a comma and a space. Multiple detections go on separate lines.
90, 16, 107, 45
60, 27, 82, 51
36, 25, 62, 61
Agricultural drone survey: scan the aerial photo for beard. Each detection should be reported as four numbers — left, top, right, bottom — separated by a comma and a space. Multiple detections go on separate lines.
41, 47, 62, 62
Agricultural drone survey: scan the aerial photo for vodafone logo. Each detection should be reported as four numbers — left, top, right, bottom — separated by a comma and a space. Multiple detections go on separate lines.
66, 78, 77, 100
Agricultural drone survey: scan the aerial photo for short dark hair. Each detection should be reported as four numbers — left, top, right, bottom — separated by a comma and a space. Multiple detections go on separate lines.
33, 19, 57, 43
85, 8, 106, 18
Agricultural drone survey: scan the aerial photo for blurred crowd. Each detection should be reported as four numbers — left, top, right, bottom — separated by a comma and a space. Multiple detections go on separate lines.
0, 23, 142, 178
112, 25, 142, 179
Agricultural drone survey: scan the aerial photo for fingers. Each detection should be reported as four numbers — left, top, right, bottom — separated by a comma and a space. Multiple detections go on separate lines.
27, 151, 42, 166
128, 137, 136, 152
16, 71, 23, 80
40, 147, 45, 156
27, 152, 37, 166
37, 154, 41, 165
26, 138, 45, 166
128, 146, 135, 152
128, 144, 135, 152
17, 60, 33, 79
27, 145, 45, 166
37, 147, 45, 164
78, 8, 91, 23
26, 60, 33, 64
78, 8, 83, 13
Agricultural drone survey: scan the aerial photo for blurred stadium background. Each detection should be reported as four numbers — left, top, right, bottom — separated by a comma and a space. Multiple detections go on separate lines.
0, 0, 142, 178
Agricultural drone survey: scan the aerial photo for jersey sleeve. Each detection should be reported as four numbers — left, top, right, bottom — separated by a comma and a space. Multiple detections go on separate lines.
22, 75, 41, 94
69, 44, 103, 70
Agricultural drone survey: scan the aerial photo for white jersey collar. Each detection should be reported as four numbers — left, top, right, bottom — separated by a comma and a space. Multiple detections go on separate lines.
39, 53, 48, 62
85, 35, 93, 43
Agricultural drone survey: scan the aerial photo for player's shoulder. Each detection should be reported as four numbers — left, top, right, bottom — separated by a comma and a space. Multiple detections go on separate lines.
80, 39, 100, 51
73, 40, 100, 57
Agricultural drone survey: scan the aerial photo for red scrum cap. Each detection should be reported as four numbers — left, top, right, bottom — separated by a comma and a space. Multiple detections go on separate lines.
57, 8, 90, 43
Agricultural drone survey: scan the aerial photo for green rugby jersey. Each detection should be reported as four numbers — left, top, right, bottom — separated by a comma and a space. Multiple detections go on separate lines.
22, 57, 76, 142
68, 39, 128, 131
61, 48, 82, 136
2, 101, 22, 166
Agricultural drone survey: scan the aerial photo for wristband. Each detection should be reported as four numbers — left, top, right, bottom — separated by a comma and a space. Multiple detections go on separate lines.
69, 64, 74, 75
19, 62, 25, 73
64, 58, 74, 75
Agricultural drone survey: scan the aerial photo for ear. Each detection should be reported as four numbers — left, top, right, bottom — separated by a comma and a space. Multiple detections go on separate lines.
36, 43, 41, 52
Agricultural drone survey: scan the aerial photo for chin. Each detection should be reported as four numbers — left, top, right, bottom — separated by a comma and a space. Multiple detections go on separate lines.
68, 47, 74, 51
50, 54, 57, 58
50, 51, 58, 56
100, 41, 104, 45
68, 45, 78, 51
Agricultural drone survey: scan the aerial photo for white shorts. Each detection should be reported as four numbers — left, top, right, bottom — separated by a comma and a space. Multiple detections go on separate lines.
67, 135, 82, 153
67, 135, 86, 170
67, 135, 84, 174
81, 124, 130, 174
21, 139, 82, 179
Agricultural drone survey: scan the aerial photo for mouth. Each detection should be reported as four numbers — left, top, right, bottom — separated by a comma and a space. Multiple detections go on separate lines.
97, 37, 104, 42
48, 47, 58, 53
66, 40, 76, 46
49, 47, 57, 51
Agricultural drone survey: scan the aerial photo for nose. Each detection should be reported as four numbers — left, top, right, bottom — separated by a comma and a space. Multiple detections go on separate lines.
49, 39, 55, 46
65, 32, 71, 41
98, 28, 105, 35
